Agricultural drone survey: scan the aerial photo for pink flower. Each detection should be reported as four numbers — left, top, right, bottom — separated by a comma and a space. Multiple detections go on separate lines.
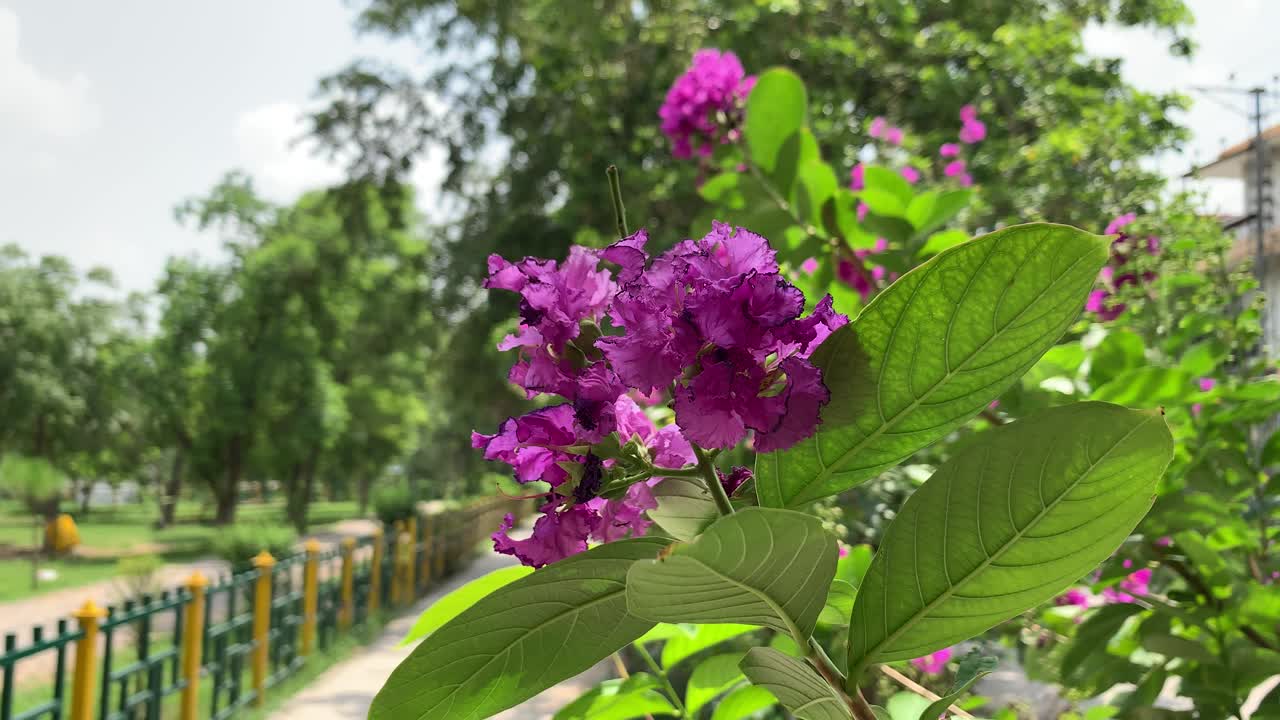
959, 104, 978, 123
1056, 588, 1092, 608
959, 120, 986, 144
939, 143, 960, 158
957, 173, 974, 187
659, 50, 755, 159
910, 647, 953, 675
900, 166, 921, 184
857, 201, 869, 222
1198, 377, 1216, 392
884, 127, 904, 146
869, 116, 887, 138
1102, 567, 1152, 604
944, 160, 967, 178
800, 257, 819, 275
850, 163, 865, 191
838, 544, 850, 558
1155, 536, 1173, 548
1191, 403, 1203, 417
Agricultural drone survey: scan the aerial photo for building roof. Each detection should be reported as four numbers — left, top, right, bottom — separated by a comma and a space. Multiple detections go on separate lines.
1192, 122, 1280, 179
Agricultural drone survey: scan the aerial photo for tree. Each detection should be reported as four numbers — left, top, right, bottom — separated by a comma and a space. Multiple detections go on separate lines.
308, 0, 1195, 483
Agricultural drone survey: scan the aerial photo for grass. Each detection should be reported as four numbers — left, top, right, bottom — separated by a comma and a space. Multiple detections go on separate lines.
0, 499, 368, 604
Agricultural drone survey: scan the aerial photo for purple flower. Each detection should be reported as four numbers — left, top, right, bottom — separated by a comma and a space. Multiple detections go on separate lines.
660, 50, 755, 159
958, 105, 986, 144
717, 466, 753, 496
900, 166, 921, 184
849, 163, 865, 191
910, 647, 953, 675
957, 173, 974, 187
800, 257, 819, 275
492, 502, 599, 568
868, 116, 887, 138
1105, 213, 1137, 236
1086, 213, 1160, 322
1198, 377, 1217, 392
1056, 588, 1092, 608
939, 143, 960, 158
856, 201, 869, 222
960, 104, 978, 123
944, 160, 967, 178
1155, 536, 1173, 548
588, 482, 658, 543
1101, 567, 1152, 604
884, 127, 904, 145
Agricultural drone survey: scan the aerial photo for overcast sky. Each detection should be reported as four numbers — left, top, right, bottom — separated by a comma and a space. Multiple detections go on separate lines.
1, 1, 1277, 294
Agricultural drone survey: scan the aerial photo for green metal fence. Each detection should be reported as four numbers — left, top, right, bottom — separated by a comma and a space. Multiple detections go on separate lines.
0, 497, 523, 720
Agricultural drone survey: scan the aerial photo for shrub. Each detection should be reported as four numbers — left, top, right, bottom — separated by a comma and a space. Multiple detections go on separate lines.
114, 554, 165, 601
372, 482, 417, 528
211, 524, 297, 570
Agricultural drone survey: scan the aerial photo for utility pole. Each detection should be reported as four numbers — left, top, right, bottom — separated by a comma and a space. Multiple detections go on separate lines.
1252, 86, 1272, 289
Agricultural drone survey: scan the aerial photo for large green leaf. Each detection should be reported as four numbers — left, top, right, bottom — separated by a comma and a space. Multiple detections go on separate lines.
370, 538, 668, 720
916, 650, 998, 720
847, 402, 1173, 681
553, 674, 677, 720
746, 68, 806, 180
1089, 366, 1191, 407
757, 223, 1109, 509
711, 685, 778, 720
686, 653, 747, 716
399, 565, 532, 646
739, 647, 852, 720
649, 476, 718, 541
661, 623, 758, 668
627, 507, 837, 644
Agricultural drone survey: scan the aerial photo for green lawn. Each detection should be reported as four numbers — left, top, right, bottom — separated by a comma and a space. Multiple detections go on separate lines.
0, 557, 122, 603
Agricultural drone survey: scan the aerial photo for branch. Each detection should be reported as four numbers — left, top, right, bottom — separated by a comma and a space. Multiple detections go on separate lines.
693, 445, 735, 516
878, 665, 976, 719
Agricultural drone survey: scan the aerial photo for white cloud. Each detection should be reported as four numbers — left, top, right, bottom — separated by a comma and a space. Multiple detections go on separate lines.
234, 101, 345, 201
0, 7, 100, 138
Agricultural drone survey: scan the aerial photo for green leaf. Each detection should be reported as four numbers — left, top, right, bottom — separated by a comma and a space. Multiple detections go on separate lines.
886, 692, 931, 720
686, 653, 747, 716
757, 223, 1109, 508
649, 476, 718, 541
746, 69, 807, 178
819, 580, 857, 627
847, 402, 1173, 680
627, 507, 837, 645
908, 190, 971, 237
1088, 329, 1146, 388
863, 166, 913, 207
837, 544, 874, 586
1141, 633, 1219, 666
740, 647, 852, 720
794, 159, 839, 227
711, 685, 778, 720
916, 230, 969, 258
1061, 604, 1145, 682
370, 538, 669, 720
553, 674, 677, 720
661, 623, 758, 668
917, 650, 998, 720
399, 565, 533, 646
1090, 367, 1191, 407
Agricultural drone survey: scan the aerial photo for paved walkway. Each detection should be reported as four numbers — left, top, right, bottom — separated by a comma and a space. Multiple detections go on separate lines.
269, 548, 609, 720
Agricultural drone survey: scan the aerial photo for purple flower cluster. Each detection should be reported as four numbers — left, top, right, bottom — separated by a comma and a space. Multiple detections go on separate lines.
910, 647, 954, 674
957, 104, 986, 144
1085, 213, 1160, 321
868, 116, 905, 145
476, 222, 846, 567
1056, 560, 1153, 612
836, 238, 889, 302
659, 49, 756, 159
602, 223, 847, 451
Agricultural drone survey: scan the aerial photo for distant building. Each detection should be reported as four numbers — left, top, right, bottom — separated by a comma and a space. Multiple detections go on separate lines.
1195, 123, 1279, 349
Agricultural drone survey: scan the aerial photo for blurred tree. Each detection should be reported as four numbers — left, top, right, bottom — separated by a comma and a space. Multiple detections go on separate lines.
308, 0, 1194, 481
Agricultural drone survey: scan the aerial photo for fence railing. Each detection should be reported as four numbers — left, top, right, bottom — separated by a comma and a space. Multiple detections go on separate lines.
0, 497, 524, 720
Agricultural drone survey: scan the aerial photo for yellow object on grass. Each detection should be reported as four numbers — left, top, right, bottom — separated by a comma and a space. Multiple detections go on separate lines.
45, 513, 80, 553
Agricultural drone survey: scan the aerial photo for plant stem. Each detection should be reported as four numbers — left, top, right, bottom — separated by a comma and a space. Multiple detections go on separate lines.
693, 445, 735, 516
607, 165, 629, 239
649, 465, 705, 478
635, 643, 686, 717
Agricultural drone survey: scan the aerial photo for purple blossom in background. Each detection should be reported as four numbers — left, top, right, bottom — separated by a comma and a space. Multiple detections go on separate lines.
849, 163, 865, 191
1056, 588, 1092, 609
910, 647, 953, 674
958, 104, 986, 144
939, 143, 960, 158
1102, 567, 1151, 604
884, 126, 904, 145
1086, 213, 1160, 322
1155, 536, 1174, 548
868, 116, 887, 138
900, 166, 920, 184
659, 49, 756, 159
1198, 377, 1217, 392
800, 257, 819, 275
836, 238, 888, 302
944, 160, 967, 178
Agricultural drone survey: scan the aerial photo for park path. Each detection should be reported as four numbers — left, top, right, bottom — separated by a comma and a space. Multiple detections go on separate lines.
268, 546, 609, 720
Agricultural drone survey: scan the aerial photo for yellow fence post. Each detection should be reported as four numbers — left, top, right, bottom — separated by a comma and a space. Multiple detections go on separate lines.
433, 514, 447, 578
369, 526, 384, 614
180, 572, 208, 720
405, 516, 418, 598
70, 600, 106, 720
251, 550, 276, 707
339, 537, 355, 629
390, 520, 404, 605
301, 540, 320, 656
419, 514, 433, 592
